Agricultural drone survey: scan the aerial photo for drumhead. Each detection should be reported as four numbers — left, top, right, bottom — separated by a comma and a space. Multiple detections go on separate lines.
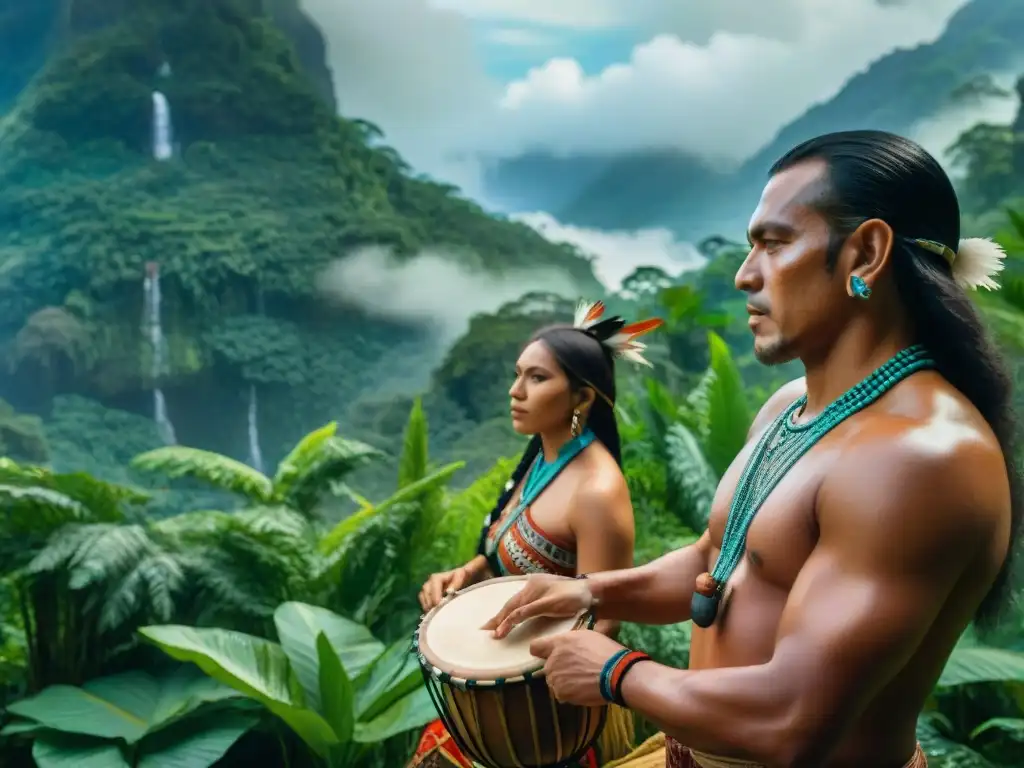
418, 576, 588, 682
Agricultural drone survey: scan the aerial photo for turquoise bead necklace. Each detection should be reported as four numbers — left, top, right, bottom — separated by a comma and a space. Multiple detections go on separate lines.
486, 428, 595, 554
690, 344, 935, 628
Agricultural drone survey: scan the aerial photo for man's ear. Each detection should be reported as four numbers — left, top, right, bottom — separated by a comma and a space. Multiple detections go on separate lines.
842, 218, 895, 295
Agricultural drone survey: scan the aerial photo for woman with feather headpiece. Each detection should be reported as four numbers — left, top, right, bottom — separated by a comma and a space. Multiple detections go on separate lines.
408, 301, 663, 768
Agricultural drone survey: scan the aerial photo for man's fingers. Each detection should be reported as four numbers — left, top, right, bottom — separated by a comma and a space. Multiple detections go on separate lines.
529, 635, 554, 658
481, 591, 525, 631
493, 599, 547, 638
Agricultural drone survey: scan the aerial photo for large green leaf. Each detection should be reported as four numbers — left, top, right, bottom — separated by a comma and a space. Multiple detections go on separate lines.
355, 641, 425, 722
938, 646, 1024, 688
6, 667, 242, 744
316, 632, 354, 744
916, 715, 994, 767
26, 711, 258, 768
138, 625, 338, 756
274, 601, 385, 696
354, 686, 435, 744
702, 332, 752, 476
31, 733, 129, 768
136, 710, 258, 768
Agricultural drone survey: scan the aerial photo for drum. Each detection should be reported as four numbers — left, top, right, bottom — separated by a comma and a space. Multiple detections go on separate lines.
414, 575, 607, 768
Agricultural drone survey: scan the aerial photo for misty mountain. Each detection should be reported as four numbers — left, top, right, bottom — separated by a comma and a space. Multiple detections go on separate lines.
484, 0, 1024, 241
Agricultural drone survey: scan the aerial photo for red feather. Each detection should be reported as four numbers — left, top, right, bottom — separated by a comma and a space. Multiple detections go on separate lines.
585, 301, 605, 322
621, 318, 664, 338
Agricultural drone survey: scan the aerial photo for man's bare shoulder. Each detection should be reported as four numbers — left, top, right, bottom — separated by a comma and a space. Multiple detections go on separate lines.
819, 400, 1008, 557
748, 377, 806, 437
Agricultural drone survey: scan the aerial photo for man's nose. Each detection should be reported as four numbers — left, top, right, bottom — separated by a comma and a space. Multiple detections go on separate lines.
734, 249, 761, 292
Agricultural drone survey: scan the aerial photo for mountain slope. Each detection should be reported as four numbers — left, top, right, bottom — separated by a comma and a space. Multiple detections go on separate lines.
511, 0, 1024, 239
0, 0, 601, 486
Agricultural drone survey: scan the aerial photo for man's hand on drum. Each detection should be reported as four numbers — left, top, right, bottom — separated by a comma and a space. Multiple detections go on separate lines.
481, 574, 592, 638
419, 565, 472, 612
531, 629, 624, 707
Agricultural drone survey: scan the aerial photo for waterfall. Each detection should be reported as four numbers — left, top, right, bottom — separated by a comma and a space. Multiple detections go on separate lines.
246, 383, 264, 473
143, 262, 177, 445
151, 91, 173, 161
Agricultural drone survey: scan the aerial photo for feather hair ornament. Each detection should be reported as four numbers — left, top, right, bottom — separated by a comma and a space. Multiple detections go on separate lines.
910, 237, 1006, 291
573, 299, 664, 367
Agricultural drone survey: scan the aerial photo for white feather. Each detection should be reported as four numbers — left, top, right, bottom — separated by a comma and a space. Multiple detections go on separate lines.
573, 300, 593, 328
619, 347, 653, 367
954, 237, 1006, 291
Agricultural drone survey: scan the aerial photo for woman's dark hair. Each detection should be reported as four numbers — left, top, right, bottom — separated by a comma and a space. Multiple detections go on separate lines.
771, 129, 1022, 630
476, 324, 621, 560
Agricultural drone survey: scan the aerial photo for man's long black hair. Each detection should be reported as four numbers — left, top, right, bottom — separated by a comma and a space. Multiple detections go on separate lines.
771, 129, 1022, 630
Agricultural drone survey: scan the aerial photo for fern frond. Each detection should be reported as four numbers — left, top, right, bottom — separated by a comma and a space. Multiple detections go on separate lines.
271, 421, 338, 489
0, 484, 88, 538
276, 436, 385, 516
132, 447, 273, 504
664, 424, 718, 531
398, 398, 429, 487
66, 525, 156, 591
101, 551, 185, 632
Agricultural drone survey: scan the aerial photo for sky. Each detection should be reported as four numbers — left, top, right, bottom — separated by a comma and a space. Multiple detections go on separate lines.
298, 0, 1001, 291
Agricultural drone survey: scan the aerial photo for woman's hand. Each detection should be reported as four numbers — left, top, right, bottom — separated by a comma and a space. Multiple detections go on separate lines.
418, 565, 475, 613
481, 574, 594, 638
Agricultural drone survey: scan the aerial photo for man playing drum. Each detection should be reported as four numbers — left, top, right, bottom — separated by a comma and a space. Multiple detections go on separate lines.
484, 131, 1020, 768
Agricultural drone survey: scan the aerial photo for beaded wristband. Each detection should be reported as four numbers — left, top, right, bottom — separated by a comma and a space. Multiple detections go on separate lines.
599, 649, 629, 703
599, 649, 651, 706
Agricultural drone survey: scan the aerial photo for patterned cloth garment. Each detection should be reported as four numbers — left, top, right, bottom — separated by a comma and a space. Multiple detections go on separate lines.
665, 736, 929, 768
486, 503, 577, 577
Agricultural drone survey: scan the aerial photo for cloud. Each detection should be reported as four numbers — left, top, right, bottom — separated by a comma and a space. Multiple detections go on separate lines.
908, 71, 1021, 169
317, 246, 579, 340
480, 0, 969, 162
485, 27, 555, 47
299, 0, 499, 198
512, 212, 705, 290
428, 0, 623, 28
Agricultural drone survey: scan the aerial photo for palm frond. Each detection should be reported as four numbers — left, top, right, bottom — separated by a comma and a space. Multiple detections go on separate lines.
131, 447, 273, 504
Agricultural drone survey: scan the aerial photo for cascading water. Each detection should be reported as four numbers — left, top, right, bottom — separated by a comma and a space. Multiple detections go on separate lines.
143, 262, 177, 445
152, 91, 173, 161
246, 383, 264, 473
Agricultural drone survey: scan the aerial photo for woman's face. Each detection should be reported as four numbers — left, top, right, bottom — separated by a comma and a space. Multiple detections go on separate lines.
508, 340, 576, 436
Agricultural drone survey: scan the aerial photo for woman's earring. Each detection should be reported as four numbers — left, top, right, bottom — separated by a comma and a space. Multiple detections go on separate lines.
849, 275, 872, 300
570, 409, 581, 438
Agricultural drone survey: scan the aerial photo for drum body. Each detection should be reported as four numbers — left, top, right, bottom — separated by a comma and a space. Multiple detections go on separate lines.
415, 576, 607, 768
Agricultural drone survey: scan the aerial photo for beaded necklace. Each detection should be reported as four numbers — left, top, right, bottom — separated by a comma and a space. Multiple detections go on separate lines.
485, 428, 595, 555
690, 344, 935, 628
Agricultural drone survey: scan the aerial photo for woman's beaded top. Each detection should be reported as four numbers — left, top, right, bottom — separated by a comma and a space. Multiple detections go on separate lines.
690, 344, 936, 628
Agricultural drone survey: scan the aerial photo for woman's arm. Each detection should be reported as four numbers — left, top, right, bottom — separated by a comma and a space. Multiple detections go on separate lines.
572, 474, 636, 637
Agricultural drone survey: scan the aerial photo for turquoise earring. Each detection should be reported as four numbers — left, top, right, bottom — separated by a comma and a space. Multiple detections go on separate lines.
850, 275, 872, 300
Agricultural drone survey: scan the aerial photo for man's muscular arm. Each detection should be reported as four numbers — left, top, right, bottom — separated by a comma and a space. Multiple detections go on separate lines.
618, 426, 1008, 766
584, 532, 711, 625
